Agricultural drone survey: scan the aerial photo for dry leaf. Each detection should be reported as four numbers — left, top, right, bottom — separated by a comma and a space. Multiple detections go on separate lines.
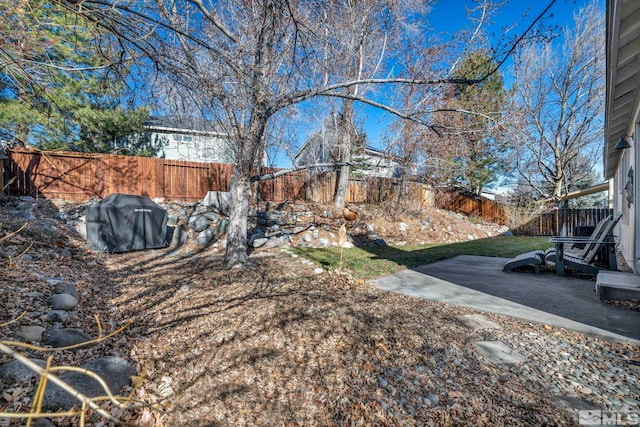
138, 408, 155, 427
448, 391, 464, 399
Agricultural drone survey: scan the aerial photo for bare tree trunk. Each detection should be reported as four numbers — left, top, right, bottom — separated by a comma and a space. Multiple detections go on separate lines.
224, 109, 269, 268
224, 170, 250, 267
334, 132, 351, 208
334, 99, 354, 208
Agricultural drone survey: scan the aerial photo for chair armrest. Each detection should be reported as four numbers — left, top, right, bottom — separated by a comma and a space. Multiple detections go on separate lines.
549, 236, 600, 244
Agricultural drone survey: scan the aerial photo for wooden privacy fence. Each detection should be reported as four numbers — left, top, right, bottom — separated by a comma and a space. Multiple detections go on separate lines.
3, 148, 233, 201
436, 191, 506, 225
511, 208, 613, 236
302, 172, 430, 207
2, 148, 431, 207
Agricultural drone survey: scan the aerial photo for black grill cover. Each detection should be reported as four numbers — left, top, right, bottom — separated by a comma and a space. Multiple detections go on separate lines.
86, 193, 168, 253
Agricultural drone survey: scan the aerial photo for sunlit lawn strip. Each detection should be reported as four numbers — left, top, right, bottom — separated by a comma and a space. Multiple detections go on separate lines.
291, 236, 551, 279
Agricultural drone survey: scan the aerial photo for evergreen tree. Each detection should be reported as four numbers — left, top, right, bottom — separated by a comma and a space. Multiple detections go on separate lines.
450, 49, 509, 194
0, 0, 156, 155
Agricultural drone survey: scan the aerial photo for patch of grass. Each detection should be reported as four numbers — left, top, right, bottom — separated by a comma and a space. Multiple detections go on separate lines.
292, 236, 551, 279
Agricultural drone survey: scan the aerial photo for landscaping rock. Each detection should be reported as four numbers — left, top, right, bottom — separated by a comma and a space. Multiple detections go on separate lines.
203, 211, 221, 222
202, 191, 231, 213
398, 222, 409, 235
45, 310, 74, 322
318, 238, 329, 248
216, 219, 229, 235
42, 357, 136, 410
0, 359, 46, 383
249, 235, 268, 248
189, 215, 210, 232
42, 328, 92, 348
425, 393, 439, 405
54, 282, 78, 300
169, 225, 188, 247
32, 418, 55, 427
27, 291, 44, 298
264, 236, 286, 249
374, 238, 388, 247
167, 215, 180, 226
15, 325, 45, 342
302, 232, 313, 243
56, 248, 72, 259
195, 229, 216, 246
50, 294, 78, 311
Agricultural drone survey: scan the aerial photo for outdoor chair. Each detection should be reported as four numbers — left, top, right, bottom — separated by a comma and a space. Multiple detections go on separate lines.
547, 214, 621, 276
544, 214, 612, 264
503, 214, 618, 275
502, 249, 547, 274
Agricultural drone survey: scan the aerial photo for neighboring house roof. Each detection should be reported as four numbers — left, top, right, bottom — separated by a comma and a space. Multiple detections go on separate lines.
357, 146, 406, 165
604, 0, 640, 178
294, 114, 342, 164
293, 115, 406, 165
144, 116, 227, 137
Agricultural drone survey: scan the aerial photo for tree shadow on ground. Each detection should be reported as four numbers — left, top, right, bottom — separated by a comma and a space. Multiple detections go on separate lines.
100, 246, 574, 426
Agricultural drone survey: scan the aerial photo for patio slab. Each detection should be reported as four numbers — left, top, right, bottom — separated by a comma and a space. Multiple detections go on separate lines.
369, 255, 640, 343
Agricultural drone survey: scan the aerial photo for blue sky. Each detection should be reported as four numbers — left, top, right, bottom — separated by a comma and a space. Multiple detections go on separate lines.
358, 0, 597, 153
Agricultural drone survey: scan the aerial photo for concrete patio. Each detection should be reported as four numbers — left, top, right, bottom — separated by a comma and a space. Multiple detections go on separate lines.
369, 255, 640, 343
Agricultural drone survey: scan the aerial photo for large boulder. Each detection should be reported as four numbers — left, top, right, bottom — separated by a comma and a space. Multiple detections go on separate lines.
42, 329, 92, 348
201, 191, 232, 214
50, 294, 78, 311
0, 359, 46, 384
189, 215, 210, 232
42, 357, 136, 410
15, 325, 45, 342
53, 282, 78, 300
248, 233, 268, 248
195, 229, 216, 246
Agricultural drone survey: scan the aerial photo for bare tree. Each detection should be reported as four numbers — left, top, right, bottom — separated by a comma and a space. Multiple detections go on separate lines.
60, 0, 554, 268
511, 0, 604, 201
323, 1, 426, 208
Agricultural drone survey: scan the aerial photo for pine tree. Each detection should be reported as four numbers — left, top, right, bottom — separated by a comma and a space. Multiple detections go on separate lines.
0, 0, 155, 154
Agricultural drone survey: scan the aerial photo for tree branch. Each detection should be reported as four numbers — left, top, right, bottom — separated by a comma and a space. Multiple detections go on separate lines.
250, 162, 352, 182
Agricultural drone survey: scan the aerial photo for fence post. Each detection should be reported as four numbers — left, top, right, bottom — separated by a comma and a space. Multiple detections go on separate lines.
155, 159, 165, 199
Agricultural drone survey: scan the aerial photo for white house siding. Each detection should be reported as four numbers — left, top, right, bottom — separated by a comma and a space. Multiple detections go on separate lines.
613, 140, 635, 270
153, 132, 235, 163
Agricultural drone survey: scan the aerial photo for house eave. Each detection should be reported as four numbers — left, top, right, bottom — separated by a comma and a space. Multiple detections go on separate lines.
605, 0, 640, 178
144, 125, 226, 138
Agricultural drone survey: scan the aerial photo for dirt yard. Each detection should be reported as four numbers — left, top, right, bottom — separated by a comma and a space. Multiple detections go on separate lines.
1, 196, 638, 426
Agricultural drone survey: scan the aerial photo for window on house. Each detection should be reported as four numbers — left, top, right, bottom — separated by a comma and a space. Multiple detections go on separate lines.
172, 134, 193, 143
